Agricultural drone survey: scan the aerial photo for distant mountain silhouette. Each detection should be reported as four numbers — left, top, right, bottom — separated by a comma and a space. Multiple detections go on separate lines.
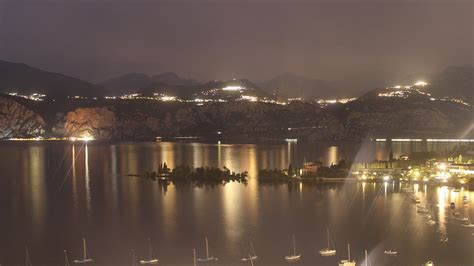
1, 59, 471, 103
99, 72, 200, 94
429, 66, 473, 104
0, 60, 101, 97
396, 66, 473, 104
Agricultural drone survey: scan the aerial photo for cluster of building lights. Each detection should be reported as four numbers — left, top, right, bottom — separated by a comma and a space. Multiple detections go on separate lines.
378, 81, 470, 107
375, 138, 474, 142
7, 135, 94, 142
8, 92, 46, 101
222, 85, 246, 92
316, 98, 357, 106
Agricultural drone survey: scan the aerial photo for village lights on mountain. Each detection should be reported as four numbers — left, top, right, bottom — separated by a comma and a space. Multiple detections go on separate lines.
222, 86, 244, 91
414, 81, 428, 86
437, 163, 447, 171
160, 96, 177, 101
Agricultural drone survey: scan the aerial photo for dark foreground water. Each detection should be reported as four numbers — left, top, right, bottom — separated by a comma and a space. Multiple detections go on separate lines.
0, 141, 472, 266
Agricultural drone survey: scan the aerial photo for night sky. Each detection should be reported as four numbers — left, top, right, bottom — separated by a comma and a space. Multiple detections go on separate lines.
0, 0, 472, 85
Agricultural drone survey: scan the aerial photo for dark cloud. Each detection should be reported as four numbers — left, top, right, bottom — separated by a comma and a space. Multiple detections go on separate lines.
0, 0, 472, 85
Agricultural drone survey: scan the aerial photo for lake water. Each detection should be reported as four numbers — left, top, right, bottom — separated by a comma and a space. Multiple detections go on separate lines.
0, 141, 472, 265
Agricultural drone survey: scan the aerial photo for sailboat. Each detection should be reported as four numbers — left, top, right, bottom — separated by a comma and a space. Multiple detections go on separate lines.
25, 246, 33, 266
462, 195, 471, 204
64, 250, 71, 266
197, 237, 218, 262
241, 241, 258, 261
284, 234, 301, 261
384, 249, 398, 256
73, 238, 94, 264
460, 216, 474, 228
424, 261, 434, 266
319, 227, 336, 256
139, 238, 159, 264
247, 253, 255, 266
338, 244, 356, 266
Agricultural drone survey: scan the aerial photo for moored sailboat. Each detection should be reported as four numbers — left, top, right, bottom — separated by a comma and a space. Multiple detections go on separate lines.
73, 238, 94, 264
284, 234, 301, 261
139, 238, 159, 264
241, 241, 258, 261
319, 227, 336, 256
384, 249, 398, 256
338, 244, 356, 266
197, 237, 218, 262
460, 216, 474, 228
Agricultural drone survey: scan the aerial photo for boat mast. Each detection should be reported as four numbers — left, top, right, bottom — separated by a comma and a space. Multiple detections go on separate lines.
327, 228, 330, 248
25, 246, 31, 266
292, 235, 296, 256
64, 250, 70, 266
148, 238, 152, 260
347, 243, 351, 261
193, 249, 197, 266
82, 238, 87, 260
249, 253, 254, 266
365, 249, 368, 266
132, 249, 136, 266
205, 237, 209, 258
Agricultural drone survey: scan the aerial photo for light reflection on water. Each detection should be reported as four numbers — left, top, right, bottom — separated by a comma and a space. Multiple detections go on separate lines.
0, 141, 472, 265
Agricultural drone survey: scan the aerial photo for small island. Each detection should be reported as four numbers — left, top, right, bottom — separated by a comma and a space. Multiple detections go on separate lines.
128, 163, 248, 185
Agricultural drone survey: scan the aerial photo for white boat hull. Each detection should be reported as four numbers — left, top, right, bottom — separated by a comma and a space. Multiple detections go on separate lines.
197, 257, 218, 262
384, 250, 398, 256
319, 249, 336, 256
241, 255, 258, 261
139, 259, 159, 264
284, 255, 301, 261
73, 259, 94, 264
339, 260, 356, 266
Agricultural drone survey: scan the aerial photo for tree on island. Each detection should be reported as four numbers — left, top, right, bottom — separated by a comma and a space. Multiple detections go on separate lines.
288, 163, 294, 177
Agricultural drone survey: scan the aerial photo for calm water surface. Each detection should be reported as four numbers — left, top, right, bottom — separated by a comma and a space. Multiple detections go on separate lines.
0, 141, 472, 266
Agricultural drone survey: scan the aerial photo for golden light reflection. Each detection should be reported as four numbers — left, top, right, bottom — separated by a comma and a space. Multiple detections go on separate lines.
362, 181, 366, 199
222, 183, 243, 248
161, 184, 176, 237
72, 144, 78, 207
437, 186, 448, 236
85, 144, 91, 214
327, 146, 338, 166
24, 146, 46, 238
159, 142, 176, 168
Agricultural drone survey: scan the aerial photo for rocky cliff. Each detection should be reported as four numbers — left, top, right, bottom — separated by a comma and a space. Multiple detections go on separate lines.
0, 93, 472, 141
54, 101, 344, 141
0, 96, 46, 138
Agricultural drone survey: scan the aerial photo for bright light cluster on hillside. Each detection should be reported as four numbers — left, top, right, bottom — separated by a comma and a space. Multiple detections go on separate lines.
8, 92, 46, 101
222, 86, 246, 92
